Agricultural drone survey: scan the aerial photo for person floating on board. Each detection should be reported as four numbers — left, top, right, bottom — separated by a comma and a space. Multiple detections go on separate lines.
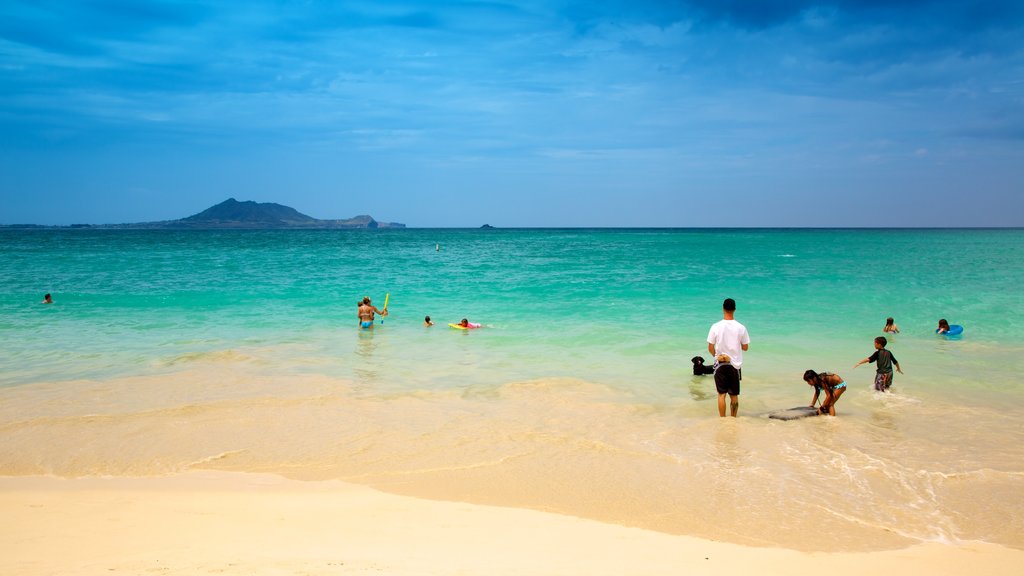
41, 293, 53, 304
853, 336, 903, 392
803, 370, 848, 416
357, 296, 387, 329
707, 298, 750, 418
883, 317, 900, 333
457, 318, 481, 329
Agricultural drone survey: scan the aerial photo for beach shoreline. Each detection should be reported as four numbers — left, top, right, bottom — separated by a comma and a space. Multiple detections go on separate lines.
2, 470, 1022, 576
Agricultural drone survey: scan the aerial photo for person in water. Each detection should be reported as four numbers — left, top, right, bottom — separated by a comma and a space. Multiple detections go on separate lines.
357, 297, 387, 329
853, 336, 903, 392
41, 293, 53, 304
803, 370, 847, 416
936, 319, 951, 334
457, 318, 481, 329
707, 298, 750, 418
883, 317, 899, 333
424, 315, 434, 327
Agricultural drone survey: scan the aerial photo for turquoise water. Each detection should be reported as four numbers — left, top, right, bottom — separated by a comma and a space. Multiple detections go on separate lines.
4, 228, 1022, 391
2, 228, 1024, 551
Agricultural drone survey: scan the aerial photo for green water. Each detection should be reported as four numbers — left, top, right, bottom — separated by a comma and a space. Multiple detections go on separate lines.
2, 228, 1023, 551
3, 228, 1022, 392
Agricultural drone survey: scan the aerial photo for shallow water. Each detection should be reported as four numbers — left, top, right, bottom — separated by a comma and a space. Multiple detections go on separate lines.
2, 228, 1023, 551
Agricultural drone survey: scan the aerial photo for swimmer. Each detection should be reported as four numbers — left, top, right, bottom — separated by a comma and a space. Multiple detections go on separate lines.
936, 319, 951, 334
41, 293, 53, 304
803, 370, 848, 416
357, 296, 387, 329
883, 317, 899, 333
457, 318, 481, 329
424, 315, 434, 327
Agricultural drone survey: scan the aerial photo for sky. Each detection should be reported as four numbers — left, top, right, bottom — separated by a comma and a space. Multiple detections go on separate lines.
1, 1, 1022, 227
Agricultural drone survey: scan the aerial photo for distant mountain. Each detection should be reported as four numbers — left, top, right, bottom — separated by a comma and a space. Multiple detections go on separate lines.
10, 198, 405, 229
182, 198, 320, 226
171, 198, 406, 229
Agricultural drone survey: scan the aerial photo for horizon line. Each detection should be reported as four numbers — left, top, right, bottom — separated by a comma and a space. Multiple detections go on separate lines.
3, 224, 1023, 231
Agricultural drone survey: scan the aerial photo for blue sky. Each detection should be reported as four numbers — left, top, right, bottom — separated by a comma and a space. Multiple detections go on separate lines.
2, 1, 1022, 227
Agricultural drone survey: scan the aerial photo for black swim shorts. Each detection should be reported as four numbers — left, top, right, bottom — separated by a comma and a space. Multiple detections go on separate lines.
714, 364, 741, 396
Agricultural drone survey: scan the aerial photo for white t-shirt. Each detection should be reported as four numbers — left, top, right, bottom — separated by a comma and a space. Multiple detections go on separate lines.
707, 319, 750, 369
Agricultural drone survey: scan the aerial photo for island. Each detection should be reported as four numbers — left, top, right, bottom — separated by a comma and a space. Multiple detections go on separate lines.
1, 198, 405, 230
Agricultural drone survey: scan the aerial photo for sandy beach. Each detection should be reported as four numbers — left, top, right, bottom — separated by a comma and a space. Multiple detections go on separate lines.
2, 470, 1021, 576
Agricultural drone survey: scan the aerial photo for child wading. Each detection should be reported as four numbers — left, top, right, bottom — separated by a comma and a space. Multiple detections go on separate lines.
853, 336, 903, 392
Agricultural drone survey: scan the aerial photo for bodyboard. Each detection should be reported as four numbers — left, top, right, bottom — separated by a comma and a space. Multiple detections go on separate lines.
768, 406, 820, 420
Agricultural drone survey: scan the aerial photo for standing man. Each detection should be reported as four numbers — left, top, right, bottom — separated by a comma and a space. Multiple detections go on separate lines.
707, 298, 750, 417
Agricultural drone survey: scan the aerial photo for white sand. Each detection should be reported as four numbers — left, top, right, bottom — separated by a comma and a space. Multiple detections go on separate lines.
2, 471, 1021, 575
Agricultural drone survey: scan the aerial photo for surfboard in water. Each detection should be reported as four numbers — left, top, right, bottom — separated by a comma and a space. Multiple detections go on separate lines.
768, 406, 820, 420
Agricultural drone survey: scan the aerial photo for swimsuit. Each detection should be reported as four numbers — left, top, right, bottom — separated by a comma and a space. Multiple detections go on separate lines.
360, 320, 373, 329
816, 375, 846, 393
714, 363, 741, 396
874, 372, 892, 391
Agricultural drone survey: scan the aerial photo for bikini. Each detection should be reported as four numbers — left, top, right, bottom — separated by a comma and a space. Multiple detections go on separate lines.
817, 372, 846, 392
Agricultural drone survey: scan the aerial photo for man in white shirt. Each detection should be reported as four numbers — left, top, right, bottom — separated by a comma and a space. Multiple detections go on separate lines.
707, 298, 750, 417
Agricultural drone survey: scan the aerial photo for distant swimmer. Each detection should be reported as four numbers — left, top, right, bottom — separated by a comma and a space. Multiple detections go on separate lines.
853, 336, 903, 392
803, 370, 847, 416
436, 243, 440, 252
41, 293, 53, 304
883, 317, 900, 333
424, 315, 434, 327
451, 318, 482, 329
357, 296, 387, 329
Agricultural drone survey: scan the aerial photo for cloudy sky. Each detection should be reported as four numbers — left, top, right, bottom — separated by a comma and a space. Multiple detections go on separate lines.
2, 1, 1022, 227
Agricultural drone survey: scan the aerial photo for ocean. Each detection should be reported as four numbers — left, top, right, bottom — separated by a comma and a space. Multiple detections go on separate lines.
2, 228, 1022, 552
